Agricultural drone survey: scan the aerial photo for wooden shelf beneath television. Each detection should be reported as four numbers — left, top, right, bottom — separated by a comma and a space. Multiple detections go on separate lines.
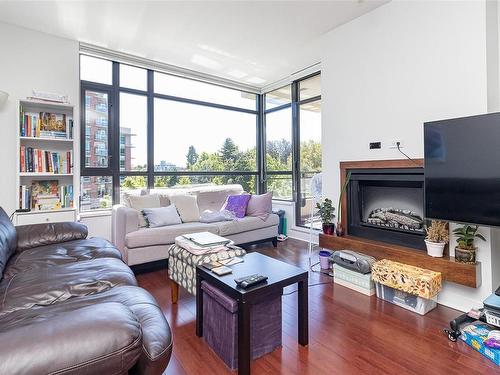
319, 233, 481, 288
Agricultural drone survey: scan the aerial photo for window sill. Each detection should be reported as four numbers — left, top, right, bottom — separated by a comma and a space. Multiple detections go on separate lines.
272, 199, 295, 206
79, 209, 112, 219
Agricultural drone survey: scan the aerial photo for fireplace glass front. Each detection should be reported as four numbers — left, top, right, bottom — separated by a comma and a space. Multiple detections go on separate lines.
347, 168, 425, 250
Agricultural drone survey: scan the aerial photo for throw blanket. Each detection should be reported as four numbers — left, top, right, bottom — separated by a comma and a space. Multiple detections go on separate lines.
199, 209, 235, 223
174, 235, 235, 256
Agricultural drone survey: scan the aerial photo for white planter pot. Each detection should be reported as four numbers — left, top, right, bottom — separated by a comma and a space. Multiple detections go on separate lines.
424, 240, 446, 258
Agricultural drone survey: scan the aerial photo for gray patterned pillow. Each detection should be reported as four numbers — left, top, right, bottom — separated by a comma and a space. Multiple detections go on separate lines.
142, 205, 182, 228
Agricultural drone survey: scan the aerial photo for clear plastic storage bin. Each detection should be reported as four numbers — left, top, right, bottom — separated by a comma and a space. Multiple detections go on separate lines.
375, 282, 437, 315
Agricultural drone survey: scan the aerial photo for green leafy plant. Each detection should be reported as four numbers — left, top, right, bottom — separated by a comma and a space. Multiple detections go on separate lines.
316, 198, 336, 224
425, 220, 449, 243
453, 225, 485, 250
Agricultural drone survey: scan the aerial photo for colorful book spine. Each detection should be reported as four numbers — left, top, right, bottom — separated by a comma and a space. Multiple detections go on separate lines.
19, 185, 32, 209
19, 110, 69, 139
19, 148, 72, 174
27, 181, 73, 210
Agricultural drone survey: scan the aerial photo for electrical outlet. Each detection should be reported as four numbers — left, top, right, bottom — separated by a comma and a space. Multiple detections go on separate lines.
389, 141, 404, 149
369, 142, 381, 149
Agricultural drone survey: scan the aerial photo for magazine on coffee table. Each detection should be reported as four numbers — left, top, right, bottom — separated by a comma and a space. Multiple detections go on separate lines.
182, 232, 231, 247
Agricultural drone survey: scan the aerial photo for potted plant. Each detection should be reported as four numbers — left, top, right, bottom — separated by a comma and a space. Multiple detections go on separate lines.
424, 220, 449, 257
316, 198, 336, 235
336, 171, 351, 236
452, 225, 486, 264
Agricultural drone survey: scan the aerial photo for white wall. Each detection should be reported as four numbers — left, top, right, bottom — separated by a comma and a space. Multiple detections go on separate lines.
0, 22, 79, 215
321, 0, 493, 311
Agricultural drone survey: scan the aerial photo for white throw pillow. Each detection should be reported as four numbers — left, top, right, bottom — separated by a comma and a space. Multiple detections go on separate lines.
169, 194, 200, 223
142, 205, 182, 228
128, 194, 161, 227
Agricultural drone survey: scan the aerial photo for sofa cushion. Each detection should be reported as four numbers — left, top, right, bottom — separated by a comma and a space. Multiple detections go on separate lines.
0, 302, 142, 375
3, 237, 121, 279
211, 214, 279, 237
125, 222, 219, 249
195, 185, 244, 213
169, 195, 200, 223
128, 194, 161, 227
0, 208, 17, 281
0, 258, 137, 317
16, 222, 88, 252
0, 285, 172, 375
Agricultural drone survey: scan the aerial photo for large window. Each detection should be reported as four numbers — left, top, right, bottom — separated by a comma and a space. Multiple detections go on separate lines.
263, 73, 322, 227
153, 99, 257, 173
80, 56, 258, 210
120, 93, 147, 172
264, 93, 293, 200
80, 55, 320, 226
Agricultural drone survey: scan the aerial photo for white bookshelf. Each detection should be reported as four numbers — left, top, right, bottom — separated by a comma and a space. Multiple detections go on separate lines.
15, 99, 78, 225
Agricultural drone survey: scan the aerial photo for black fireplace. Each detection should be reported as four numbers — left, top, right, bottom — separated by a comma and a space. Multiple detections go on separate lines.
347, 167, 425, 250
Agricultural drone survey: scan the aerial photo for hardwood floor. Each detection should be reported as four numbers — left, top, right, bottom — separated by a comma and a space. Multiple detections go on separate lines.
135, 238, 499, 375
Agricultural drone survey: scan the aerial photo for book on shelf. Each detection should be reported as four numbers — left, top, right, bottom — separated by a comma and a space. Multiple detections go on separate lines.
19, 106, 71, 139
19, 180, 74, 210
19, 146, 73, 174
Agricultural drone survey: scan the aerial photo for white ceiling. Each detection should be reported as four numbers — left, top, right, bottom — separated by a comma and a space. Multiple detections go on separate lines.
0, 0, 387, 88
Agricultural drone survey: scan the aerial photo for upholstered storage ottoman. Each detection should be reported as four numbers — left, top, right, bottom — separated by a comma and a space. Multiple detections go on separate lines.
168, 244, 246, 297
201, 281, 282, 369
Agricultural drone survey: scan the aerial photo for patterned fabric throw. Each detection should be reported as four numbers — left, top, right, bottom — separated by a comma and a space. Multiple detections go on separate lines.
168, 244, 246, 295
371, 259, 442, 299
221, 194, 251, 218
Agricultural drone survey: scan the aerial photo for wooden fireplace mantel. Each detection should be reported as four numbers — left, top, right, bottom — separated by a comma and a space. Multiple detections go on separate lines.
319, 234, 481, 288
331, 159, 481, 288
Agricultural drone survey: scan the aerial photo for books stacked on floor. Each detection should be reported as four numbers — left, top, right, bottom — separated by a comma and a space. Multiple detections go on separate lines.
19, 108, 73, 139
20, 146, 73, 174
19, 180, 74, 210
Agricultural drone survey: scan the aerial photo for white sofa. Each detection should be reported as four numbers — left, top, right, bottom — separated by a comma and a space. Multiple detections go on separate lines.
112, 184, 279, 266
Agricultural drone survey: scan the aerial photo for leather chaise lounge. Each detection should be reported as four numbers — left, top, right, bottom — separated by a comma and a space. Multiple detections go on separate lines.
0, 207, 172, 374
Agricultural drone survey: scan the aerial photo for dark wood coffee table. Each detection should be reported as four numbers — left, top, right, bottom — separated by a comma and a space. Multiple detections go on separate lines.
195, 252, 308, 375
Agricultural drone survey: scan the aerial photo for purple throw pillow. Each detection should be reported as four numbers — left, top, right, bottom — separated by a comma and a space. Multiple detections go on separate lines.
222, 194, 251, 218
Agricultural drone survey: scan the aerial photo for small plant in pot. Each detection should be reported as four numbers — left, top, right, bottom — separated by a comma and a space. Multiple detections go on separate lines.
316, 198, 336, 235
453, 225, 486, 264
424, 220, 449, 257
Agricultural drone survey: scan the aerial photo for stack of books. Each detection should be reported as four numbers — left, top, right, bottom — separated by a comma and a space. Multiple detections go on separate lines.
175, 232, 234, 255
19, 108, 72, 139
182, 232, 231, 247
19, 185, 32, 210
20, 146, 73, 174
19, 181, 74, 210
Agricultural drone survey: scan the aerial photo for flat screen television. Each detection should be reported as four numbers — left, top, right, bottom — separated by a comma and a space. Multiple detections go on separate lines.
424, 112, 500, 227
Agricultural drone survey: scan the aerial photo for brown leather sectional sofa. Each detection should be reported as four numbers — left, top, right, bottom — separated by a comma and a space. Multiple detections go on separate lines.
0, 207, 172, 374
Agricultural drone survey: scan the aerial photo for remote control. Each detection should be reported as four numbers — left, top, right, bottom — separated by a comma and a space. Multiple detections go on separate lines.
234, 274, 268, 289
